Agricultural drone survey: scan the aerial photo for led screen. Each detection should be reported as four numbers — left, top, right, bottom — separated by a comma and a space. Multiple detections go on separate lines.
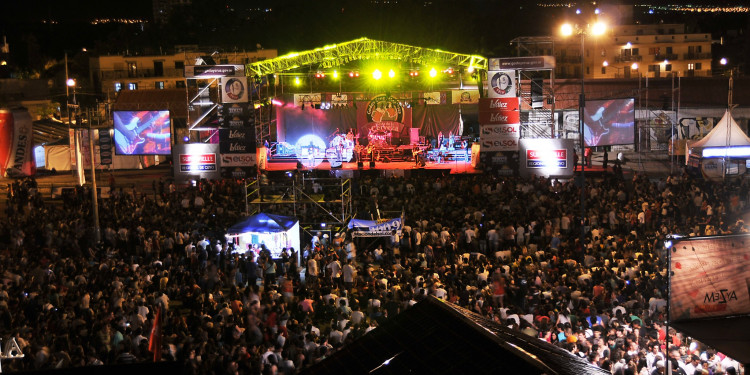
113, 110, 172, 155
583, 98, 635, 147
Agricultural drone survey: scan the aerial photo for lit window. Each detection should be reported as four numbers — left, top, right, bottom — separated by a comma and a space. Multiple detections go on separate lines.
128, 83, 137, 90
114, 82, 122, 92
155, 81, 165, 89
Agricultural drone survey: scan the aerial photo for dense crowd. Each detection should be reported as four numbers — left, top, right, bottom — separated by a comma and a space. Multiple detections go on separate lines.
0, 169, 749, 374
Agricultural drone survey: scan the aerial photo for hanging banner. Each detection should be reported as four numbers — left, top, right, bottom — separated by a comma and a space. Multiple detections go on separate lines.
220, 153, 257, 167
479, 98, 519, 112
0, 110, 13, 177
670, 234, 750, 322
423, 91, 445, 105
488, 70, 516, 98
219, 128, 256, 154
98, 129, 113, 165
349, 217, 403, 238
220, 77, 249, 103
2, 108, 35, 177
489, 56, 556, 71
479, 111, 520, 124
185, 64, 245, 78
293, 93, 322, 108
451, 90, 480, 104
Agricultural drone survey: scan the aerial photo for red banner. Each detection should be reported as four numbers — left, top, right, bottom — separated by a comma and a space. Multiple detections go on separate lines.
479, 97, 519, 112
2, 109, 35, 177
479, 111, 520, 125
0, 110, 13, 177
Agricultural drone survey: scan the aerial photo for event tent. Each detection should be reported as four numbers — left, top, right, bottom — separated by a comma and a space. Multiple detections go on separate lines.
225, 213, 300, 259
687, 110, 750, 151
686, 110, 750, 179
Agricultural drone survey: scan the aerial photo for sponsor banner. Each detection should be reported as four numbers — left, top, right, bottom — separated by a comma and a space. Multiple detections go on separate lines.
670, 234, 750, 321
423, 91, 446, 105
221, 153, 257, 167
479, 97, 519, 112
99, 129, 112, 165
220, 103, 252, 120
3, 109, 35, 177
526, 149, 568, 168
480, 138, 519, 152
0, 110, 13, 176
294, 93, 322, 108
81, 129, 92, 169
489, 56, 555, 70
173, 143, 221, 182
479, 111, 520, 124
519, 138, 575, 178
488, 70, 516, 98
451, 90, 480, 104
331, 93, 348, 106
220, 77, 249, 103
219, 128, 256, 154
349, 217, 403, 238
366, 95, 404, 123
69, 128, 77, 166
185, 64, 245, 78
481, 124, 520, 139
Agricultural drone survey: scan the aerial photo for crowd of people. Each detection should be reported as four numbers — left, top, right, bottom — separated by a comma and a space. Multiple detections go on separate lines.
0, 168, 749, 374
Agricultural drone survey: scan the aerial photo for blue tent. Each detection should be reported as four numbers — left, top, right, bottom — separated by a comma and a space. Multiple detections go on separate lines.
226, 213, 301, 259
227, 213, 298, 235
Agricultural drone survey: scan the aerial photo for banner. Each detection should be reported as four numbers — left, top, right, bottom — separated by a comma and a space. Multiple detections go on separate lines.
488, 70, 516, 98
489, 56, 556, 70
479, 111, 520, 124
670, 234, 750, 321
99, 129, 113, 165
479, 98, 519, 112
2, 108, 35, 177
519, 139, 576, 178
479, 138, 519, 152
218, 103, 254, 128
220, 77, 249, 103
172, 143, 221, 183
0, 110, 13, 177
219, 128, 256, 154
452, 90, 480, 104
293, 93, 322, 108
349, 217, 403, 238
220, 153, 257, 167
423, 91, 445, 105
185, 64, 245, 78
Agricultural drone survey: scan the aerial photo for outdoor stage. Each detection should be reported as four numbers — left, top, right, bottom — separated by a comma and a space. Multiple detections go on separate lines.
264, 159, 480, 174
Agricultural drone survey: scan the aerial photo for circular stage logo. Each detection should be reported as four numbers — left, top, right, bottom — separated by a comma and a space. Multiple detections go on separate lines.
224, 78, 245, 101
366, 95, 403, 124
490, 72, 513, 96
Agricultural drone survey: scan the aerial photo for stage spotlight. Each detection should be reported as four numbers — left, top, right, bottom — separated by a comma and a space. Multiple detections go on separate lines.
294, 77, 301, 85
372, 69, 382, 80
429, 68, 437, 78
388, 69, 396, 78
333, 70, 339, 79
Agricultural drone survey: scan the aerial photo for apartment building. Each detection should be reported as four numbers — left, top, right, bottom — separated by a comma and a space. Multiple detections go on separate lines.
555, 24, 713, 79
89, 47, 278, 98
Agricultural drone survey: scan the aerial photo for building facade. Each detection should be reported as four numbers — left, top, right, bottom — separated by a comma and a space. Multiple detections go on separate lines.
555, 24, 713, 80
89, 48, 278, 98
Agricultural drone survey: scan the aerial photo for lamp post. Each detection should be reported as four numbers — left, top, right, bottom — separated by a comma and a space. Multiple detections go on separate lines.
561, 19, 606, 260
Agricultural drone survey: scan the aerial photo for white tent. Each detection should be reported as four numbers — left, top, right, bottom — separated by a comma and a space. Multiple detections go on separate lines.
687, 110, 750, 155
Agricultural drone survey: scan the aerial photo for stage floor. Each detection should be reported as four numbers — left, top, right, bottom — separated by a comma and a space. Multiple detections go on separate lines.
265, 160, 480, 174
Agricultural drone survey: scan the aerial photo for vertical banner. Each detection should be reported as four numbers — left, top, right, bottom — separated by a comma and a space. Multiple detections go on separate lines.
69, 128, 77, 167
0, 110, 13, 177
488, 70, 516, 98
81, 128, 92, 169
220, 77, 249, 103
99, 129, 113, 165
3, 109, 35, 177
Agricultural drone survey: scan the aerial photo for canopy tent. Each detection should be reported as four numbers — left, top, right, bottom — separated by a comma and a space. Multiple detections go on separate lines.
348, 217, 403, 238
686, 110, 750, 180
226, 213, 300, 259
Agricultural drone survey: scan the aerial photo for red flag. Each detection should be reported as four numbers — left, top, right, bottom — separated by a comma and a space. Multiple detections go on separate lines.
148, 306, 163, 362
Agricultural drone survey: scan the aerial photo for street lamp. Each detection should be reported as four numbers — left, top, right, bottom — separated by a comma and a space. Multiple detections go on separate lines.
561, 19, 606, 260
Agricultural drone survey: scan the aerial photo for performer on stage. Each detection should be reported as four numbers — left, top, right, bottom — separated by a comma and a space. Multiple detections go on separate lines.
437, 131, 444, 148
447, 131, 455, 149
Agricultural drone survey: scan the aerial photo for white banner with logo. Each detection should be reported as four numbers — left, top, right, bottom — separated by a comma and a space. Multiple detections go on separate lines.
293, 93, 322, 108
220, 153, 257, 167
348, 217, 403, 238
488, 70, 516, 98
220, 77, 249, 103
480, 124, 520, 151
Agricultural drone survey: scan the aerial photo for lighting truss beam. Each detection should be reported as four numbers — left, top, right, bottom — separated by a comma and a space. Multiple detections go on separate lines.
246, 38, 487, 76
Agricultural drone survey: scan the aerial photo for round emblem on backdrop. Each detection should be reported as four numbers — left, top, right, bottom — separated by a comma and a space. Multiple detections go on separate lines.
224, 78, 245, 101
490, 72, 513, 96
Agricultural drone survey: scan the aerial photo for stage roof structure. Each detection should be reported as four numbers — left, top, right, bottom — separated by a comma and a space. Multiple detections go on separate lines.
245, 37, 487, 76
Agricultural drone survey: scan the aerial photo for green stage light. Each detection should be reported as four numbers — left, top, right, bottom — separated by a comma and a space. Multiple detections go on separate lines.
388, 69, 396, 78
333, 70, 339, 79
294, 77, 301, 85
372, 69, 382, 80
429, 68, 438, 78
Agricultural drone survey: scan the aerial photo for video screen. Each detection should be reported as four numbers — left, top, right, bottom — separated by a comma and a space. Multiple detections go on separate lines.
583, 98, 635, 147
113, 110, 172, 155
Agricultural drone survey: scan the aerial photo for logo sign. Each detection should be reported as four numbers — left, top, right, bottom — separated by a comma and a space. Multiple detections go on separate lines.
488, 70, 516, 98
221, 153, 257, 167
185, 65, 245, 78
219, 128, 255, 154
452, 90, 480, 104
526, 149, 567, 168
489, 56, 556, 70
479, 111, 520, 124
179, 153, 216, 171
366, 95, 403, 124
481, 124, 520, 137
221, 77, 249, 103
479, 98, 519, 112
481, 138, 519, 151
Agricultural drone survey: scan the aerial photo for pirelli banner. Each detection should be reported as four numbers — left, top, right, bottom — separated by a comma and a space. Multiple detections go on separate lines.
670, 234, 750, 322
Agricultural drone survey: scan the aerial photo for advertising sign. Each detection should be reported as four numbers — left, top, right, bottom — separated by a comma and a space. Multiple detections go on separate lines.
220, 77, 249, 103
221, 153, 257, 167
489, 56, 556, 70
349, 217, 403, 238
479, 98, 519, 112
479, 111, 520, 125
98, 129, 112, 165
172, 143, 221, 182
488, 70, 516, 98
184, 64, 245, 78
423, 91, 445, 105
479, 123, 520, 152
293, 93, 322, 108
0, 109, 35, 177
519, 138, 575, 178
219, 128, 256, 154
670, 234, 750, 321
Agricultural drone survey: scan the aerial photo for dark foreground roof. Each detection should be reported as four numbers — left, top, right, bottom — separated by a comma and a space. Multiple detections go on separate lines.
301, 296, 609, 375
672, 315, 750, 364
